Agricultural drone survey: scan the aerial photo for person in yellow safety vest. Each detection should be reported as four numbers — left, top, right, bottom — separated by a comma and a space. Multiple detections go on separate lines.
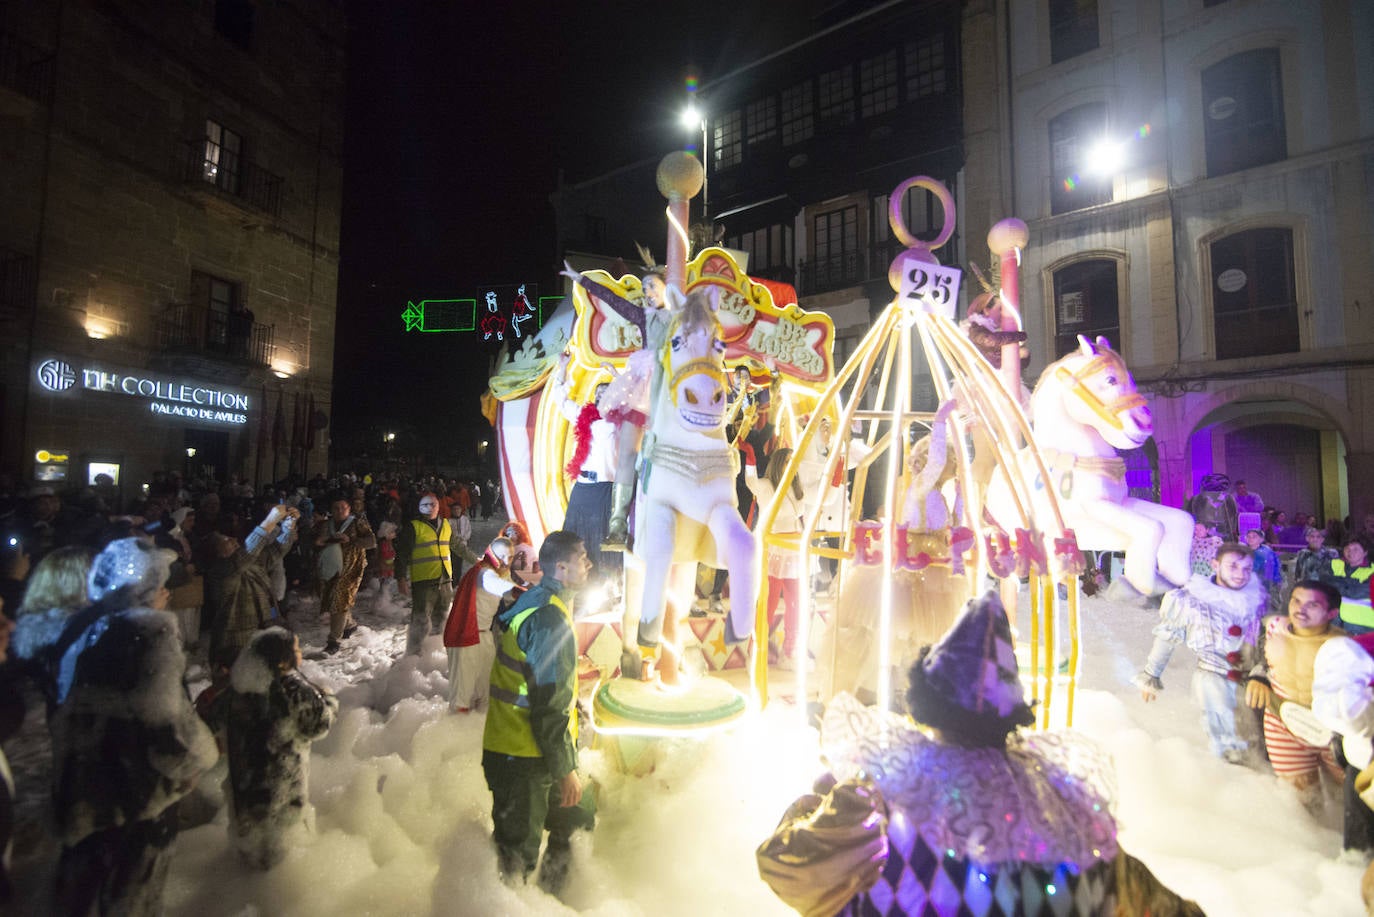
481, 530, 593, 895
397, 492, 453, 655
1328, 540, 1374, 635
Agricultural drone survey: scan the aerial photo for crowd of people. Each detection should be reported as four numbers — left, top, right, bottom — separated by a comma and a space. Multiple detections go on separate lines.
0, 467, 514, 911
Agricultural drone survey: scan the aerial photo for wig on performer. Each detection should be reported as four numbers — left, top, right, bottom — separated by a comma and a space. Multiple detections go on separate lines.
757, 590, 1204, 917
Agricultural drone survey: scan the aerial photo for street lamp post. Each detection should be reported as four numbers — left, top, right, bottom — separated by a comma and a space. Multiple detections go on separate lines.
681, 104, 708, 224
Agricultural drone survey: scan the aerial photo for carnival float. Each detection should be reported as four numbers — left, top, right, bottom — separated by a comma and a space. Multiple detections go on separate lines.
483, 152, 1192, 741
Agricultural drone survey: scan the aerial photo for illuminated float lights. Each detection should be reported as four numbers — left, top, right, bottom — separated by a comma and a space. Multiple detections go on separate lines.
752, 177, 1083, 730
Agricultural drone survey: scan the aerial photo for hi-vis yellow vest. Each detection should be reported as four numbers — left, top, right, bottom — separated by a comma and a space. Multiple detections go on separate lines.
408, 518, 452, 582
484, 594, 577, 758
1332, 560, 1374, 628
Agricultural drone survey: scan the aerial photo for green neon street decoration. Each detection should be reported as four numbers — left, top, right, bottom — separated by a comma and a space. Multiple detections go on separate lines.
539, 296, 564, 324
401, 299, 476, 333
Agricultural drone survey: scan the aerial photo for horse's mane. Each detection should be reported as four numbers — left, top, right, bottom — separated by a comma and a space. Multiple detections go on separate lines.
673, 287, 720, 338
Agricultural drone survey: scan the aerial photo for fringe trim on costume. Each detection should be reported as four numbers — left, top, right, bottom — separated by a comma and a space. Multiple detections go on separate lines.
566, 402, 601, 478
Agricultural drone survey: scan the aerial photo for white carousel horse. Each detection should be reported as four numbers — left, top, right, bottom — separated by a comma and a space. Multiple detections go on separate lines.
628, 287, 758, 681
987, 335, 1192, 596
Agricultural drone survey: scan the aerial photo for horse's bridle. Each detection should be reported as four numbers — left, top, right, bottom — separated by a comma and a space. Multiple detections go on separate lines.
1053, 353, 1146, 432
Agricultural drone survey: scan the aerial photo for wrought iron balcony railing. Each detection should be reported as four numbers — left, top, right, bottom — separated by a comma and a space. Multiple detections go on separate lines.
154, 302, 274, 366
183, 139, 283, 217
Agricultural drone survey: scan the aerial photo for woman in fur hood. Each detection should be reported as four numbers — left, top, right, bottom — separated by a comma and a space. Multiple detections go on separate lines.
50, 536, 218, 915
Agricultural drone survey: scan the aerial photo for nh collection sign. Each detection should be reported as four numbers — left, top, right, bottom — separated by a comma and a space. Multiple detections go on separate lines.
34, 357, 250, 425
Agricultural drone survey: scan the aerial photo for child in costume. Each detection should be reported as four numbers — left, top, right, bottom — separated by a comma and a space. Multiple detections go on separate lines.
1135, 542, 1267, 762
443, 537, 515, 713
214, 627, 336, 868
758, 590, 1203, 917
1245, 579, 1347, 812
1190, 522, 1223, 576
375, 521, 398, 592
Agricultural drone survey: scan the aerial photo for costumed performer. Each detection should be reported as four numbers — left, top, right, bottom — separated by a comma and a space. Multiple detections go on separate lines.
443, 537, 516, 714
552, 353, 619, 576
743, 444, 806, 669
561, 253, 670, 550
757, 590, 1204, 917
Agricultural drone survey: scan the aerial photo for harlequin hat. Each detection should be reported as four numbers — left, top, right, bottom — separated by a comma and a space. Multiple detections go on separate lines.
905, 589, 1035, 746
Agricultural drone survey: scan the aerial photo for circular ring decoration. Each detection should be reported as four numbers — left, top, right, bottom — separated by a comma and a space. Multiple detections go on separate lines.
888, 176, 956, 253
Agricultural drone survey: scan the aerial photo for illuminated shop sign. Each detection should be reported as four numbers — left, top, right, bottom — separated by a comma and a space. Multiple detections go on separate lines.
34, 357, 250, 425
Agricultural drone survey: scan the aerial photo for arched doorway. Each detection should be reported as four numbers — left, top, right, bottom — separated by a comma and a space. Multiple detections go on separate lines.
1187, 398, 1348, 527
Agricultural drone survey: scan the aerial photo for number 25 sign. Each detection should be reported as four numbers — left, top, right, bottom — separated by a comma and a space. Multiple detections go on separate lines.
900, 261, 962, 319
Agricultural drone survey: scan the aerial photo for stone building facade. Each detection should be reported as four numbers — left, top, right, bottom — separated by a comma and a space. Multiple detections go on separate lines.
961, 0, 1373, 524
0, 0, 345, 502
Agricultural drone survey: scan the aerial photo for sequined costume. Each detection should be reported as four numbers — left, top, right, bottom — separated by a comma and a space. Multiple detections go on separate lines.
812, 695, 1199, 917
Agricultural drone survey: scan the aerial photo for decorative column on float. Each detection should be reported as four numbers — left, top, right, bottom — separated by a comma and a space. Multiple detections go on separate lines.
656, 151, 705, 290
987, 218, 1030, 411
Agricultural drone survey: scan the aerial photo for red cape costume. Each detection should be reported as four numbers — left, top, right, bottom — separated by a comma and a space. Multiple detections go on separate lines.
443, 549, 507, 648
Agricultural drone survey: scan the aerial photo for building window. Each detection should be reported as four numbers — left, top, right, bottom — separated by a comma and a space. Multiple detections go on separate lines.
214, 0, 254, 50
811, 206, 859, 290
781, 81, 814, 146
1049, 103, 1111, 215
202, 119, 242, 195
1052, 259, 1120, 358
746, 97, 778, 148
1202, 49, 1286, 177
818, 66, 855, 125
860, 50, 898, 118
733, 224, 793, 274
904, 34, 946, 99
1050, 0, 1098, 63
1211, 227, 1298, 360
193, 270, 244, 355
712, 109, 742, 169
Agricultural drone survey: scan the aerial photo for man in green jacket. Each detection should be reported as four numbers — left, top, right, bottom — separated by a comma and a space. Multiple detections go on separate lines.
481, 530, 594, 894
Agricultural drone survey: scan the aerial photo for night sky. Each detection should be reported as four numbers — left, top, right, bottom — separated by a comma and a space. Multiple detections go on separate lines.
332, 1, 779, 469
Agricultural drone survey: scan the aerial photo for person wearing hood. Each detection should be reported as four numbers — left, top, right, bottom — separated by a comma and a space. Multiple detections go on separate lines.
481, 531, 594, 895
758, 591, 1202, 917
50, 537, 218, 915
207, 627, 336, 869
1135, 542, 1267, 763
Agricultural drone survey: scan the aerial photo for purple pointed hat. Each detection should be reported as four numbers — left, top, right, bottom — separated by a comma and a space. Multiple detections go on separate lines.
907, 590, 1034, 743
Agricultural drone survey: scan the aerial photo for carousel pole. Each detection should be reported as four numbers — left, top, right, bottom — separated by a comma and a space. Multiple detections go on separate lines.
987, 219, 1029, 408
657, 151, 704, 290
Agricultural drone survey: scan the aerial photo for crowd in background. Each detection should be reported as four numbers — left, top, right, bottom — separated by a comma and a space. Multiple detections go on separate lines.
0, 466, 501, 911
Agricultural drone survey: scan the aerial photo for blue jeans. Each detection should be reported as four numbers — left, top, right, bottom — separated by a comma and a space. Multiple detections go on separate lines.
1191, 669, 1245, 757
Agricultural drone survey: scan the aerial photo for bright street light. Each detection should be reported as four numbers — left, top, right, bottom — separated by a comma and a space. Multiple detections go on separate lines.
1083, 138, 1125, 176
680, 103, 702, 130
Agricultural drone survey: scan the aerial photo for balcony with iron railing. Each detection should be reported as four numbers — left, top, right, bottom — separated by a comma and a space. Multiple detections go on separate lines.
183, 139, 284, 217
153, 302, 274, 368
797, 236, 961, 297
0, 30, 55, 104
